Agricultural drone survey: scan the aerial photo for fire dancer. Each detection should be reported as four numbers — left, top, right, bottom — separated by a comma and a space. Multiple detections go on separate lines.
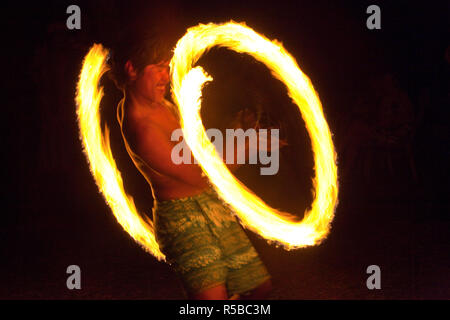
109, 27, 272, 300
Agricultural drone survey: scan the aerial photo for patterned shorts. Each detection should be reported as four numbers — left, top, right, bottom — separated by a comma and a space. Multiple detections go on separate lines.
153, 187, 271, 296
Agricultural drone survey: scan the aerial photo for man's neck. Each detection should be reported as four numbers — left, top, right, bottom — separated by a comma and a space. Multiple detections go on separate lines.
125, 86, 163, 111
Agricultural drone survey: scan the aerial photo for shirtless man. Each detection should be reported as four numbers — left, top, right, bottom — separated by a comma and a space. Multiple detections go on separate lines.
111, 33, 272, 300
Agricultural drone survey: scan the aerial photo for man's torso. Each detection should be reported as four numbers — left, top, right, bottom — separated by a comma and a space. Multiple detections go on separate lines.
117, 98, 208, 201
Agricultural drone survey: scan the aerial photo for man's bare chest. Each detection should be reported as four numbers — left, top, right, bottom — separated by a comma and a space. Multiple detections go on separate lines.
149, 108, 181, 137
125, 103, 179, 135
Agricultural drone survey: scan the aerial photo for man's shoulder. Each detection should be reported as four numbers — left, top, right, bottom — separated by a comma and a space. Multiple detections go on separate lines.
118, 99, 157, 142
119, 99, 153, 125
119, 98, 180, 139
126, 111, 162, 136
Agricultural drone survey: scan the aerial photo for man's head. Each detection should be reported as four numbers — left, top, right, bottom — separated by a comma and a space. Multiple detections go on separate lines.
109, 24, 179, 103
124, 58, 170, 104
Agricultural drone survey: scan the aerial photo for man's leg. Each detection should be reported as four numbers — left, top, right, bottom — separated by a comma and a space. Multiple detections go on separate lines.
189, 281, 272, 300
154, 194, 230, 300
217, 222, 272, 298
190, 284, 228, 300
239, 279, 272, 300
194, 190, 272, 299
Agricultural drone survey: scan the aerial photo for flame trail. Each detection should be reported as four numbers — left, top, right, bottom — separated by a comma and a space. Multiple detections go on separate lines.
75, 22, 338, 261
171, 22, 338, 248
76, 44, 165, 260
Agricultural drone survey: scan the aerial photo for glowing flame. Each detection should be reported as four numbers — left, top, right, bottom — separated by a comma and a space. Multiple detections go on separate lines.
170, 22, 338, 248
75, 22, 338, 261
76, 44, 165, 260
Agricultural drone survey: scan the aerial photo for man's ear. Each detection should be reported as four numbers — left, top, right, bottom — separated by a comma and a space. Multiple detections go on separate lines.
124, 60, 138, 81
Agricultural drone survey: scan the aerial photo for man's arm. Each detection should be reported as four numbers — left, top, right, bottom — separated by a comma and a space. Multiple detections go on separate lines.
133, 123, 210, 189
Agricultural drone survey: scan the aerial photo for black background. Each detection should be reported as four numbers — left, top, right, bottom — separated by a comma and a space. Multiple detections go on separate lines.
2, 0, 449, 299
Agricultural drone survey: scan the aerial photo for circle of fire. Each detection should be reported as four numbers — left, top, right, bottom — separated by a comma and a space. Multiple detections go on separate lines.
76, 22, 338, 261
171, 22, 338, 248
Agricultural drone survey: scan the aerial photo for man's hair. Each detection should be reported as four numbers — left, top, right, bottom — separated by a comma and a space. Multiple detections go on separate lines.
108, 23, 179, 90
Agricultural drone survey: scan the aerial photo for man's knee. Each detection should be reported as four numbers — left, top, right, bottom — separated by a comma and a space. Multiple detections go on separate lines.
190, 284, 228, 300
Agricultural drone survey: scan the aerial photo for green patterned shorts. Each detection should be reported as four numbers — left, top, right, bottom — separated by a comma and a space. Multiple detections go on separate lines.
153, 187, 271, 296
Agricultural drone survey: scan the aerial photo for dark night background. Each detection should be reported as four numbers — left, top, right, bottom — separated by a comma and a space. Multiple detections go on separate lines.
2, 0, 449, 299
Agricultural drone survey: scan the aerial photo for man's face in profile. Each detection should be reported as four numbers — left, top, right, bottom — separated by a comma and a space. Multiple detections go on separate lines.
134, 60, 170, 104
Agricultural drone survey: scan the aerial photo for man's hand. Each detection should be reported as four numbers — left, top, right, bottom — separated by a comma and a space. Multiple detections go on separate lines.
255, 125, 289, 153
230, 108, 260, 130
230, 107, 289, 152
